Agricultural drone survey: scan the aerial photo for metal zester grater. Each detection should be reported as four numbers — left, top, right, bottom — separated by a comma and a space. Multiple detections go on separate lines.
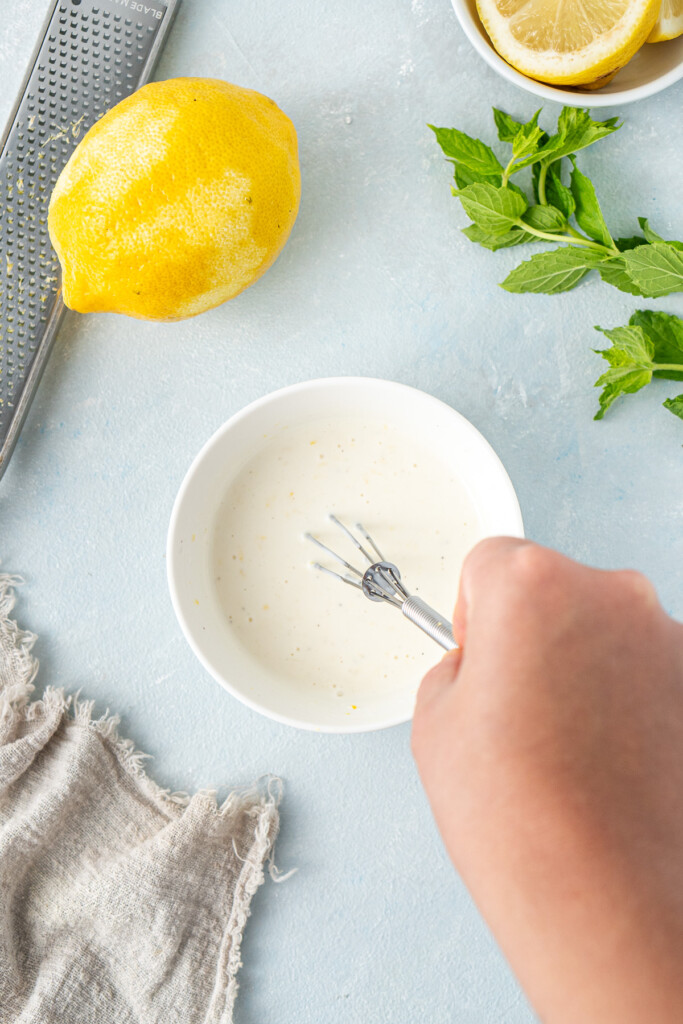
0, 0, 178, 481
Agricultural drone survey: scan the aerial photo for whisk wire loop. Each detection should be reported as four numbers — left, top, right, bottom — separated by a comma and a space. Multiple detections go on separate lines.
306, 515, 457, 651
328, 514, 376, 566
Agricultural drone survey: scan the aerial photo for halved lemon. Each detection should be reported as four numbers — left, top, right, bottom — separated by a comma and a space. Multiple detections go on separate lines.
476, 0, 662, 85
647, 0, 683, 42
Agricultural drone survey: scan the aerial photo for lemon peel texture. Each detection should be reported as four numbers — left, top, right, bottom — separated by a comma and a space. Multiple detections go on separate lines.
48, 77, 301, 321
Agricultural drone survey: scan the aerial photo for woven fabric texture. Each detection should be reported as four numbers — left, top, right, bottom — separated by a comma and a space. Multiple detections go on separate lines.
0, 575, 280, 1024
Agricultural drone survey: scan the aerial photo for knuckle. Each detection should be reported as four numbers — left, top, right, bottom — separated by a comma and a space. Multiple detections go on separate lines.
466, 536, 507, 563
507, 542, 560, 594
462, 536, 529, 587
614, 569, 658, 606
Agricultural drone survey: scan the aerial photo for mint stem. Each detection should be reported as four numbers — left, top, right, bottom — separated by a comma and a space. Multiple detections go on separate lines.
567, 226, 586, 242
501, 157, 516, 188
513, 219, 609, 253
537, 163, 548, 206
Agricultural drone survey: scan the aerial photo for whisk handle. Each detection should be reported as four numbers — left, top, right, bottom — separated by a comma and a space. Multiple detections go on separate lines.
402, 597, 457, 651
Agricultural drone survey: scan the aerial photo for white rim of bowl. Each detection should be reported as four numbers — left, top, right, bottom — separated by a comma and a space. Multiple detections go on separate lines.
167, 377, 524, 733
451, 0, 683, 107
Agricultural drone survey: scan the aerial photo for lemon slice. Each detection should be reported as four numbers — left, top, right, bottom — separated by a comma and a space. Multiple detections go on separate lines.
647, 0, 683, 42
476, 0, 661, 85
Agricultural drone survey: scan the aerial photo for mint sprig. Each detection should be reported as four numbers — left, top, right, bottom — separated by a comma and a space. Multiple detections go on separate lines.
503, 247, 608, 294
593, 311, 683, 420
430, 107, 683, 297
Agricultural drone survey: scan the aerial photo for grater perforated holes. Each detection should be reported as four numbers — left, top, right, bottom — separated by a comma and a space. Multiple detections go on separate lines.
1, 0, 175, 459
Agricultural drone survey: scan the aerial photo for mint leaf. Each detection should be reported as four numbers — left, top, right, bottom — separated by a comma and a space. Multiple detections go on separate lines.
594, 367, 652, 419
545, 164, 575, 219
664, 394, 683, 419
453, 164, 500, 189
638, 217, 664, 243
622, 243, 683, 297
615, 236, 647, 251
430, 125, 503, 181
501, 247, 607, 294
521, 204, 566, 232
598, 257, 648, 296
569, 158, 613, 248
555, 107, 621, 157
604, 237, 665, 294
592, 323, 654, 419
462, 223, 531, 250
629, 310, 683, 380
637, 217, 683, 250
455, 182, 527, 236
595, 324, 654, 363
453, 167, 525, 200
492, 108, 525, 142
513, 108, 620, 173
512, 110, 544, 160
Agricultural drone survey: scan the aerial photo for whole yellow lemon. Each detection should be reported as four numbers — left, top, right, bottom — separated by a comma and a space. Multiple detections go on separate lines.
48, 78, 300, 321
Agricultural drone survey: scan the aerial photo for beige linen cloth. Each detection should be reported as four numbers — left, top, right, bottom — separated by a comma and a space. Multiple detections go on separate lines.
0, 575, 283, 1024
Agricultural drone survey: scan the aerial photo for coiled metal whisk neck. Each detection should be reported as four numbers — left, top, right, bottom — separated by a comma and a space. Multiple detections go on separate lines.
305, 515, 457, 651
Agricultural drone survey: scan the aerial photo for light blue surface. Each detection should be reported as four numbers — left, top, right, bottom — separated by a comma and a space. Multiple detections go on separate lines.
2, 2, 682, 1021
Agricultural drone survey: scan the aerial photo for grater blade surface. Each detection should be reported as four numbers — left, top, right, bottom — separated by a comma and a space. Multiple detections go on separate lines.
0, 0, 179, 480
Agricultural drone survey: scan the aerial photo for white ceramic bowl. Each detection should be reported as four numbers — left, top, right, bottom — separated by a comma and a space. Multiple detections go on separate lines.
451, 0, 683, 106
167, 378, 524, 733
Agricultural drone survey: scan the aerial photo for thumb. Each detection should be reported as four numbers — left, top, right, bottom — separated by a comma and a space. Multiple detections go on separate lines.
412, 648, 463, 766
415, 647, 463, 715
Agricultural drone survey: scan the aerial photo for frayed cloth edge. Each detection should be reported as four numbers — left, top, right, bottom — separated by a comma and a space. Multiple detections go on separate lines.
211, 777, 285, 1021
0, 574, 39, 724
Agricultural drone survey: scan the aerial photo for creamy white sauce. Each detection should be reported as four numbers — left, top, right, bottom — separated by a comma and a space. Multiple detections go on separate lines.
211, 416, 483, 713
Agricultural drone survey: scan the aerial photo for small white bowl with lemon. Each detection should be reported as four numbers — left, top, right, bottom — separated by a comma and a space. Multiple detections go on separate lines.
452, 0, 683, 106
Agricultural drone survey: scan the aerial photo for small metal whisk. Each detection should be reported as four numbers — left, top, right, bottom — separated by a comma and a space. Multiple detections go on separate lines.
305, 515, 457, 651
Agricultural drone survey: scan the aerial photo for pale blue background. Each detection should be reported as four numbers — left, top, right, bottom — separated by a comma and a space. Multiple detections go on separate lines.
2, 1, 682, 1021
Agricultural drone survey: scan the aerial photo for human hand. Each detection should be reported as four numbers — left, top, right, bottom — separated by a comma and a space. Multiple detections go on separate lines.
412, 538, 683, 1024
